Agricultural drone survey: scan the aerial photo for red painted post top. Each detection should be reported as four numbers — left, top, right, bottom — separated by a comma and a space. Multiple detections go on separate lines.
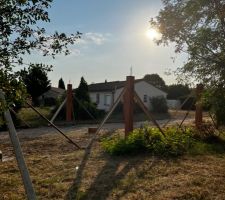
66, 84, 73, 122
124, 76, 135, 137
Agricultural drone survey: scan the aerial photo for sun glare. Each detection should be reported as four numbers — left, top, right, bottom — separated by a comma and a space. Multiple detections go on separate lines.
146, 28, 160, 40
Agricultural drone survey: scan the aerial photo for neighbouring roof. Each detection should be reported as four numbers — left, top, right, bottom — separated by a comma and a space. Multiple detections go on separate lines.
41, 87, 65, 99
88, 79, 167, 94
88, 80, 126, 92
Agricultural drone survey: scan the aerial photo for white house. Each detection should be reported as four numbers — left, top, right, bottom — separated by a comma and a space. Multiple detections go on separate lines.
89, 79, 167, 111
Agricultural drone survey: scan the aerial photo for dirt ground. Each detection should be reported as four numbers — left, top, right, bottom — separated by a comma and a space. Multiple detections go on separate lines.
0, 112, 220, 200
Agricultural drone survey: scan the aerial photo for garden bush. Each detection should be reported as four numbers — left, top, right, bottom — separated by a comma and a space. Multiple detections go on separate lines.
101, 126, 193, 157
150, 96, 168, 113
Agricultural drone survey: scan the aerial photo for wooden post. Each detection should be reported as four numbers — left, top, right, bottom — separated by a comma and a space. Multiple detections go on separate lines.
66, 84, 73, 122
123, 76, 134, 137
0, 90, 36, 200
0, 150, 2, 162
195, 84, 204, 128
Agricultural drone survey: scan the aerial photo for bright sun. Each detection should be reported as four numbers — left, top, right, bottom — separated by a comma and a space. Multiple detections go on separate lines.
146, 28, 160, 40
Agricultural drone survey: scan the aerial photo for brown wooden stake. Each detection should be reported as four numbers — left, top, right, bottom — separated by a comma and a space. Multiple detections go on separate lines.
195, 84, 204, 128
123, 76, 134, 137
66, 84, 73, 122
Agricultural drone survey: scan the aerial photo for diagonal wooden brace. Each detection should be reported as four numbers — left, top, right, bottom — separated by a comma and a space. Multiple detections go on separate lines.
134, 91, 165, 137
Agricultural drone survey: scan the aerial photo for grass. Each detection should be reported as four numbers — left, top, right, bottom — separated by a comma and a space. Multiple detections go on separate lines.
17, 107, 52, 127
1, 128, 225, 199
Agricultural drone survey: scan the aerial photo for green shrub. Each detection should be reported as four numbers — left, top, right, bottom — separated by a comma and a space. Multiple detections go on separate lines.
74, 100, 105, 120
150, 96, 168, 113
101, 127, 193, 157
113, 102, 143, 114
43, 97, 57, 106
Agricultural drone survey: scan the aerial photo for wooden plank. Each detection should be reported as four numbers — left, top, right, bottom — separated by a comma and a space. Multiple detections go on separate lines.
9, 107, 31, 128
85, 88, 126, 149
123, 76, 134, 137
195, 84, 204, 128
50, 97, 67, 123
134, 91, 166, 137
26, 101, 81, 149
66, 84, 73, 122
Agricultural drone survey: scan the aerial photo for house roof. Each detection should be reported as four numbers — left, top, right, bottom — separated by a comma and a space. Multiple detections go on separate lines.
50, 87, 65, 94
88, 80, 126, 92
88, 79, 167, 94
41, 87, 65, 98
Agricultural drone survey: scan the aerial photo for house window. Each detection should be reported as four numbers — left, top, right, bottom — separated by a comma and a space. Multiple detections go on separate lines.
104, 94, 111, 106
96, 93, 100, 104
143, 94, 147, 103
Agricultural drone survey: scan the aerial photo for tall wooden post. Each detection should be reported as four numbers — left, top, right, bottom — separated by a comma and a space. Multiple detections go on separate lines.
123, 76, 134, 137
195, 84, 204, 128
66, 84, 73, 122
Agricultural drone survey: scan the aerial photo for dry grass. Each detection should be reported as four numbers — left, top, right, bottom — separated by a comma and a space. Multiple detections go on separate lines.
1, 129, 225, 200
17, 107, 52, 127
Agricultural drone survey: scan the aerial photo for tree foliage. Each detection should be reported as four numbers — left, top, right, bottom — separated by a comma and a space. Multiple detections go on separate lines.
167, 84, 190, 100
0, 0, 81, 109
19, 64, 51, 105
151, 0, 225, 125
75, 77, 90, 103
0, 69, 26, 107
144, 74, 166, 90
151, 0, 225, 86
58, 78, 65, 90
203, 87, 225, 127
73, 77, 103, 120
150, 96, 168, 113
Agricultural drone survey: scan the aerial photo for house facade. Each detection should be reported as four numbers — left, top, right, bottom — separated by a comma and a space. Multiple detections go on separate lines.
89, 79, 167, 111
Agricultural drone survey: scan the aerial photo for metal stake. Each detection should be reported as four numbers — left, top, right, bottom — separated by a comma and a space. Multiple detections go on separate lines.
0, 90, 36, 200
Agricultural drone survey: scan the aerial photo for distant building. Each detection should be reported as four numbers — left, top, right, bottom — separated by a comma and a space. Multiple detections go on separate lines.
39, 87, 65, 106
88, 79, 167, 111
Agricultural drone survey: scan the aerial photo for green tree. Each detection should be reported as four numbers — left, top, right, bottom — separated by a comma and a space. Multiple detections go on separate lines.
0, 0, 81, 110
74, 77, 102, 120
58, 78, 66, 90
0, 70, 27, 108
167, 84, 190, 100
144, 74, 166, 90
151, 0, 225, 86
19, 64, 51, 105
151, 0, 225, 125
75, 77, 90, 102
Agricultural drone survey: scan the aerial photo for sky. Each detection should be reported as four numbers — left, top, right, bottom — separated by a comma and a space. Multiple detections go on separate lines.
24, 0, 187, 87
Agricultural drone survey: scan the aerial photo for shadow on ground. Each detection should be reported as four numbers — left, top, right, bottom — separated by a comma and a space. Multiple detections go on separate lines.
65, 133, 155, 200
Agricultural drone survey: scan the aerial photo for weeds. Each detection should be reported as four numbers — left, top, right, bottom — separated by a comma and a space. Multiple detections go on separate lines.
101, 127, 194, 157
102, 126, 225, 157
